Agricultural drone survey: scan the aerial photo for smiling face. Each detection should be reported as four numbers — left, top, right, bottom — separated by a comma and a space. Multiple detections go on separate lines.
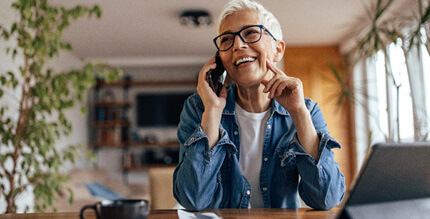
218, 9, 284, 89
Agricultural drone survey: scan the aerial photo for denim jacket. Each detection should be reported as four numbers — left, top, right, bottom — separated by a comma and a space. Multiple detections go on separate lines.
173, 84, 345, 211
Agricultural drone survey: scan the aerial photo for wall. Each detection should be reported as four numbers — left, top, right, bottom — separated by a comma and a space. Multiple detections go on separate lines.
284, 46, 355, 189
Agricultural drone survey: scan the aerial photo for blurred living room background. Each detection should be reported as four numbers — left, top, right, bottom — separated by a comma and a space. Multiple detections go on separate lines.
1, 0, 429, 213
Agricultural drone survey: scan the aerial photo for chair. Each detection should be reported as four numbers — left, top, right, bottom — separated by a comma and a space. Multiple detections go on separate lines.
148, 166, 179, 209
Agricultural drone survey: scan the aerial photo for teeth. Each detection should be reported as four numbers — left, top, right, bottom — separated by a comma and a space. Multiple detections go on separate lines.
236, 57, 256, 66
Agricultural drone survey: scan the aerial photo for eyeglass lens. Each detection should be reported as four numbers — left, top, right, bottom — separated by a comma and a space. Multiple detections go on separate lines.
215, 26, 263, 51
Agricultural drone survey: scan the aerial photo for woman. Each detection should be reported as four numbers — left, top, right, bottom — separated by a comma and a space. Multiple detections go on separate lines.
173, 0, 345, 211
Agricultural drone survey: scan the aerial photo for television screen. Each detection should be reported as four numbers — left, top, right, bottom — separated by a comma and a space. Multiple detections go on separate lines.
136, 92, 193, 127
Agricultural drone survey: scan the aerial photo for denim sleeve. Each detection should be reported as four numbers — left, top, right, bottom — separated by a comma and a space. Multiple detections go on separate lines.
287, 101, 345, 210
173, 96, 232, 211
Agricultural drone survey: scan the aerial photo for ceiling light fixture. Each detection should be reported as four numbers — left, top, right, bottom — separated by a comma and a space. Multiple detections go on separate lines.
180, 10, 212, 28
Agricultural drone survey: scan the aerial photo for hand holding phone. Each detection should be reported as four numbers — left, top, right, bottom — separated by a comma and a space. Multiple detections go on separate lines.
206, 52, 226, 96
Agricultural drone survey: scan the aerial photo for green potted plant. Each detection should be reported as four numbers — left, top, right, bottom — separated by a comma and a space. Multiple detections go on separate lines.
0, 0, 121, 213
331, 0, 430, 143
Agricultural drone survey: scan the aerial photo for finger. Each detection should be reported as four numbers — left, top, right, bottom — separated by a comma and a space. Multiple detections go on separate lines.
198, 58, 216, 83
262, 71, 282, 93
262, 75, 276, 93
275, 81, 288, 97
197, 59, 217, 95
268, 77, 283, 98
266, 59, 283, 75
261, 79, 270, 95
204, 57, 216, 73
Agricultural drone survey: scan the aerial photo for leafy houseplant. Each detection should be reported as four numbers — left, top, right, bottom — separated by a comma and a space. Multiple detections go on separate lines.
0, 0, 121, 213
331, 0, 430, 143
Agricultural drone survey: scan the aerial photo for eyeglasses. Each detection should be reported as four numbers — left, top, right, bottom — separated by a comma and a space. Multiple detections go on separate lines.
213, 25, 277, 52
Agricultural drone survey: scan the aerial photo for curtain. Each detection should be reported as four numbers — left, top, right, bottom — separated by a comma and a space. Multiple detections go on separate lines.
403, 44, 429, 140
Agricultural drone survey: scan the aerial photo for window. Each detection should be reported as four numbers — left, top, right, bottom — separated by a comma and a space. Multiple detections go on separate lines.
354, 31, 430, 167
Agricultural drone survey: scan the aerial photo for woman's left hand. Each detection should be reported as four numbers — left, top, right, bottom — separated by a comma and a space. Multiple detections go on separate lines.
261, 59, 306, 115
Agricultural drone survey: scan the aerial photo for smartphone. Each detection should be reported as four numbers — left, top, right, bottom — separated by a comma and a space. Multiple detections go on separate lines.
206, 52, 226, 96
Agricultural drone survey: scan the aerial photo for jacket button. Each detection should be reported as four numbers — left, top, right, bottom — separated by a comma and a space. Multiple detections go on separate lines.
263, 157, 268, 162
234, 131, 238, 135
267, 125, 271, 129
262, 187, 267, 191
246, 190, 251, 195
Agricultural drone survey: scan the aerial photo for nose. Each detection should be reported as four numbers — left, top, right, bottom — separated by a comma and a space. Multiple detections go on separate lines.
232, 34, 247, 51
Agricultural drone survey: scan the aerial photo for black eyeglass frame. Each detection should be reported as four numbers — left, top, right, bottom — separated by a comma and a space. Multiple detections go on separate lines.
213, 25, 277, 52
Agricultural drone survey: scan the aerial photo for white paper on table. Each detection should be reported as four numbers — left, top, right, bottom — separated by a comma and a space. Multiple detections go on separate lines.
177, 209, 223, 219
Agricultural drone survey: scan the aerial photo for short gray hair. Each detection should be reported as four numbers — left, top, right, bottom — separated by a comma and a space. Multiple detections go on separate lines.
216, 0, 283, 41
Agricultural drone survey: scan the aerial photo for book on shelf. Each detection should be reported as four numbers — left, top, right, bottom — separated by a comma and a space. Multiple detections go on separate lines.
96, 107, 122, 121
96, 127, 124, 146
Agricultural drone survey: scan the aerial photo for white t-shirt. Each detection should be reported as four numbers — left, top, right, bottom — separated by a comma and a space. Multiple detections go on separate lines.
235, 103, 271, 208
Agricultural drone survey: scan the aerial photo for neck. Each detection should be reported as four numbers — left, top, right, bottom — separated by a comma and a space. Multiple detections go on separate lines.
236, 84, 271, 113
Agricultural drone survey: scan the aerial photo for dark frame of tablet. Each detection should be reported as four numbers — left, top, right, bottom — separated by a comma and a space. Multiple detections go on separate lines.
337, 142, 430, 218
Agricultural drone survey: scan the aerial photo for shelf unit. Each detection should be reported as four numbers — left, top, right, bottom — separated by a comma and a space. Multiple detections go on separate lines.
92, 76, 131, 150
91, 77, 194, 182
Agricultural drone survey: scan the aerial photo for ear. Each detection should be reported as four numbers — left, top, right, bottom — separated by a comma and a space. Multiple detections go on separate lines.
273, 40, 285, 62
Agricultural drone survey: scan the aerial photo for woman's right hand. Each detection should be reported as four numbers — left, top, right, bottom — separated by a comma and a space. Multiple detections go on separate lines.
197, 56, 227, 149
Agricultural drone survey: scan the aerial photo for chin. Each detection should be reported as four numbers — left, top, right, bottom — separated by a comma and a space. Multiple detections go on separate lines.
236, 78, 263, 88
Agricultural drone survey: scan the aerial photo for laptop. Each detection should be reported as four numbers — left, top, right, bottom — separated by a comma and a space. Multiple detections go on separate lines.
337, 142, 430, 219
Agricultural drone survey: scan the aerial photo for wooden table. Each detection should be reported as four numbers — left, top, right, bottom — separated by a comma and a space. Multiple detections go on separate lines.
0, 208, 340, 219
